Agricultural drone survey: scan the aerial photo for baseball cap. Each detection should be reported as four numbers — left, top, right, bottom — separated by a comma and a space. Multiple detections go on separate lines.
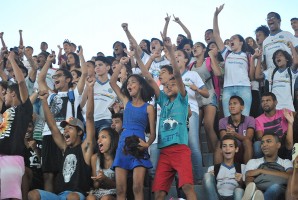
60, 117, 84, 132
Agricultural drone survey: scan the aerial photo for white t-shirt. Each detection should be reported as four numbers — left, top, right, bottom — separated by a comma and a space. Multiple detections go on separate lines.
43, 88, 81, 136
245, 157, 293, 175
208, 163, 246, 197
263, 30, 298, 70
141, 52, 170, 79
221, 47, 251, 87
82, 79, 116, 121
33, 68, 56, 90
182, 70, 205, 114
264, 68, 298, 111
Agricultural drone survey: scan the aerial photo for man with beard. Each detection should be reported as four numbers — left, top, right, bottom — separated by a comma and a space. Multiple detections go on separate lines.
254, 92, 294, 160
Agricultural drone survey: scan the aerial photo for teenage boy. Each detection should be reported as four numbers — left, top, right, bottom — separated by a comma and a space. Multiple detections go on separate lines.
243, 133, 293, 200
203, 135, 245, 200
214, 96, 255, 164
0, 51, 33, 200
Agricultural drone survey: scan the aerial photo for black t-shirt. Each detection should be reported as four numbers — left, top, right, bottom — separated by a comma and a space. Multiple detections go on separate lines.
24, 140, 42, 169
55, 144, 91, 195
0, 98, 33, 156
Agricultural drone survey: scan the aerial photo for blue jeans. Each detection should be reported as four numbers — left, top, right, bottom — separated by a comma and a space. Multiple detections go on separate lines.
149, 143, 160, 177
203, 173, 244, 200
264, 184, 286, 200
253, 141, 264, 158
188, 111, 203, 182
38, 190, 85, 200
222, 86, 252, 117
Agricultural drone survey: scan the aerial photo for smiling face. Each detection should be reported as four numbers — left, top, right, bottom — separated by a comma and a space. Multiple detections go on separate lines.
267, 13, 281, 33
221, 139, 238, 160
97, 130, 112, 154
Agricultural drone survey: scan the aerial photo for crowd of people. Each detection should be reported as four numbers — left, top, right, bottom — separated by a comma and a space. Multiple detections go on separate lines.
0, 4, 298, 200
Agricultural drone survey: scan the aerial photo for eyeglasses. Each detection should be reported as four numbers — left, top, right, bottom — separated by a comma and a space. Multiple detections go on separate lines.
266, 16, 276, 21
52, 74, 65, 79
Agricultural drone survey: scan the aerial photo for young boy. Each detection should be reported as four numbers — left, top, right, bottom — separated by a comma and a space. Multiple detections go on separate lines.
124, 23, 196, 199
203, 135, 245, 200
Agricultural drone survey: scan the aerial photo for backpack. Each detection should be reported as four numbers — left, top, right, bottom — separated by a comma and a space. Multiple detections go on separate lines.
214, 162, 242, 183
205, 57, 222, 102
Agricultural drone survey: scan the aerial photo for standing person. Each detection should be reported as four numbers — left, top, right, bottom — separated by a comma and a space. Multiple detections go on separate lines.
255, 42, 298, 112
86, 127, 119, 200
291, 18, 298, 38
262, 12, 298, 71
130, 27, 197, 199
254, 92, 294, 159
213, 4, 254, 117
0, 51, 33, 200
243, 133, 293, 200
109, 52, 156, 199
28, 76, 95, 200
203, 135, 245, 200
214, 96, 255, 164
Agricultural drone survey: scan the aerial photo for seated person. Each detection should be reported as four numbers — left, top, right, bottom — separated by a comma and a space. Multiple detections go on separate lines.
243, 133, 293, 200
214, 95, 255, 164
203, 135, 245, 200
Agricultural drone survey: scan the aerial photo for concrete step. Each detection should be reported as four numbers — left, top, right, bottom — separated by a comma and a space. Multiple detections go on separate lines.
165, 184, 205, 199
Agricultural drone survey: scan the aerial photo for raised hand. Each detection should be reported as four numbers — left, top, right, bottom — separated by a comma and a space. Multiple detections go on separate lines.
57, 45, 62, 50
215, 4, 224, 16
165, 13, 171, 22
124, 48, 135, 58
173, 14, 181, 23
86, 76, 96, 87
19, 30, 23, 34
0, 32, 3, 38
77, 45, 83, 57
208, 48, 218, 58
283, 109, 294, 124
253, 48, 262, 59
46, 53, 56, 63
160, 32, 173, 50
121, 23, 128, 32
38, 90, 49, 100
7, 51, 15, 61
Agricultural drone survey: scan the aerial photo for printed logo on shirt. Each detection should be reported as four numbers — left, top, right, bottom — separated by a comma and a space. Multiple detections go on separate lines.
63, 154, 77, 183
0, 107, 15, 139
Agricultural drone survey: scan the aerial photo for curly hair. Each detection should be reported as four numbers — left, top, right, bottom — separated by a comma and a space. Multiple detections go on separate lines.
123, 135, 148, 160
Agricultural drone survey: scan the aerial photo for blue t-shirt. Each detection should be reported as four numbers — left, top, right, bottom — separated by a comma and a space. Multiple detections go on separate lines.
156, 92, 188, 149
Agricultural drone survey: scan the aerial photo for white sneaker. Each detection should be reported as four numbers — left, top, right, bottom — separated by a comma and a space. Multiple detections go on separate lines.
252, 190, 264, 200
242, 182, 256, 200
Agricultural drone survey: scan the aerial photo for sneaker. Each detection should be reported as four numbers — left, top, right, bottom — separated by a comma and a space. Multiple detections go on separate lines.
252, 190, 264, 200
242, 182, 256, 200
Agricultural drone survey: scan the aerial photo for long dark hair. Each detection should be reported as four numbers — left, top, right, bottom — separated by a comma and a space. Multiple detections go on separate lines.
121, 74, 154, 102
98, 127, 119, 169
66, 52, 80, 70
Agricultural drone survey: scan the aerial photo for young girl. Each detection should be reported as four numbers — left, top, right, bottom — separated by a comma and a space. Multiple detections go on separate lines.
213, 4, 255, 117
109, 55, 155, 200
86, 127, 119, 200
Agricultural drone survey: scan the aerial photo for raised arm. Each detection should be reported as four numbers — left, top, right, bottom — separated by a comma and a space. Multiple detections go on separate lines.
38, 54, 55, 91
173, 15, 192, 40
284, 109, 294, 150
7, 52, 28, 102
0, 32, 7, 50
208, 48, 222, 76
24, 48, 39, 82
109, 57, 128, 106
122, 23, 143, 56
162, 34, 186, 97
162, 13, 171, 39
82, 77, 96, 165
40, 91, 66, 151
289, 42, 298, 71
254, 51, 264, 80
19, 30, 24, 49
76, 46, 88, 94
213, 5, 225, 52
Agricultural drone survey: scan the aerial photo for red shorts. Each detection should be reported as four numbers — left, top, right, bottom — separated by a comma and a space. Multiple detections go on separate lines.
152, 144, 194, 193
